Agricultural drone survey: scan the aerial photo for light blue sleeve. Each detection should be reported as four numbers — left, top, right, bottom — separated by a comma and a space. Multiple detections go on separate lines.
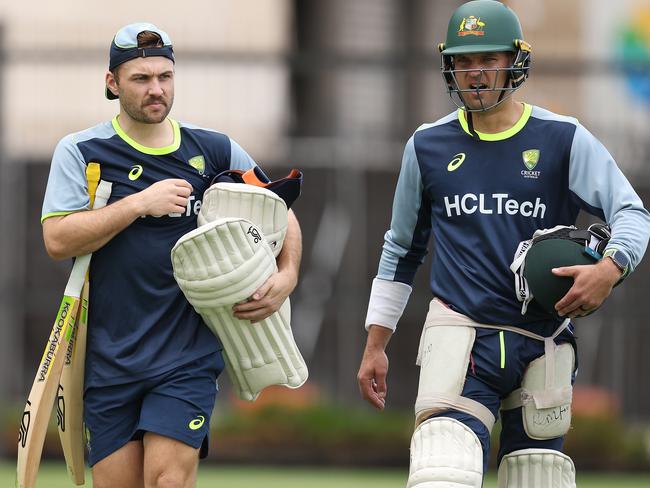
377, 135, 431, 283
569, 123, 650, 271
229, 138, 258, 171
41, 134, 90, 222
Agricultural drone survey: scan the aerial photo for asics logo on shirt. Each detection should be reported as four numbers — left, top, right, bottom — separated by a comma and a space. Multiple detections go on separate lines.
128, 165, 144, 180
444, 193, 547, 218
447, 153, 466, 172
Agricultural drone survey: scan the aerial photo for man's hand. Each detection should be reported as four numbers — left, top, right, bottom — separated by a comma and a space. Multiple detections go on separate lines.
43, 178, 193, 259
233, 210, 301, 323
357, 325, 393, 410
553, 257, 623, 318
135, 179, 193, 217
232, 269, 297, 322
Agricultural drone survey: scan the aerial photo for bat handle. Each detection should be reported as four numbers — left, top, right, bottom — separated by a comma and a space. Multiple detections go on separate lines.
63, 254, 91, 298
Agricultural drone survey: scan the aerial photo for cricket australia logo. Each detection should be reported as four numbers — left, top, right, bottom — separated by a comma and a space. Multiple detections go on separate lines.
521, 149, 541, 179
188, 155, 206, 175
458, 16, 485, 37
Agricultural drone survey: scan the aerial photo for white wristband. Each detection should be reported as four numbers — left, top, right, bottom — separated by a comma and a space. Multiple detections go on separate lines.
364, 277, 412, 332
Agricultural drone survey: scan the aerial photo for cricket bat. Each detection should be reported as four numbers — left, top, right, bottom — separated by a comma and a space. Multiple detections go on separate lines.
16, 179, 111, 488
56, 278, 89, 485
56, 164, 107, 485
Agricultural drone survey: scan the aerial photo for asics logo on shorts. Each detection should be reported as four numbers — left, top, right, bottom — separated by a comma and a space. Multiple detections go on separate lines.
188, 415, 205, 430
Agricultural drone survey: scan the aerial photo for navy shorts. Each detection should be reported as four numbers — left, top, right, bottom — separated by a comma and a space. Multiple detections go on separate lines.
84, 351, 225, 466
429, 328, 577, 473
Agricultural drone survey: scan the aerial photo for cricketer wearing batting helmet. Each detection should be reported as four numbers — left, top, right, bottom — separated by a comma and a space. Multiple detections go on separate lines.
41, 22, 302, 488
357, 2, 650, 487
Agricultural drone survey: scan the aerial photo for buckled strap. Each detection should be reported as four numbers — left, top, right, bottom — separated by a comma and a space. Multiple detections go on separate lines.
415, 394, 496, 432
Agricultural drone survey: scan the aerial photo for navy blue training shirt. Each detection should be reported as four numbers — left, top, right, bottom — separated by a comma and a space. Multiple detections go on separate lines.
376, 104, 650, 331
42, 116, 259, 387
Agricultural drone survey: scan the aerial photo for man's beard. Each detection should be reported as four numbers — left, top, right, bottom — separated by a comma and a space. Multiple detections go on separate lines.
121, 93, 173, 124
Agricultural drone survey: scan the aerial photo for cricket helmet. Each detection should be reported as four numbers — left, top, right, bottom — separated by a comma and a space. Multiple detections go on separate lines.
438, 0, 532, 111
523, 226, 608, 318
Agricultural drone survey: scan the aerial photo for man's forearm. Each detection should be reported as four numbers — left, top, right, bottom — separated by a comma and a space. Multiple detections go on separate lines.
42, 194, 144, 260
365, 324, 393, 351
276, 209, 302, 286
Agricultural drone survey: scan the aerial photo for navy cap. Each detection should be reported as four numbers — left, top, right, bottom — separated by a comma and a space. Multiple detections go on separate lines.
106, 22, 175, 100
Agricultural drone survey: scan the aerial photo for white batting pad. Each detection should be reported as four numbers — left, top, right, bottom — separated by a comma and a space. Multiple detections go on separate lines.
172, 218, 308, 401
199, 298, 307, 401
198, 183, 288, 257
407, 417, 483, 488
173, 218, 276, 307
497, 449, 576, 488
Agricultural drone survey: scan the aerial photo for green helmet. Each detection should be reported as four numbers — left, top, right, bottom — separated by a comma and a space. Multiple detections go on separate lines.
523, 226, 609, 318
438, 0, 532, 112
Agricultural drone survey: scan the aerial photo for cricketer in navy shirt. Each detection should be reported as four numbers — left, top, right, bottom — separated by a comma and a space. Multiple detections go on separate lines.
358, 2, 650, 482
40, 23, 302, 479
42, 117, 257, 387
378, 104, 649, 331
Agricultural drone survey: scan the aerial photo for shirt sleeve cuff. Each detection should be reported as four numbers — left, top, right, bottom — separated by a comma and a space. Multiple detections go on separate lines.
364, 278, 412, 332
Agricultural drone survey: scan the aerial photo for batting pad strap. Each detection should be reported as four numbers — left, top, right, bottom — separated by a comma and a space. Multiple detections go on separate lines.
198, 183, 288, 257
416, 395, 496, 433
365, 278, 412, 331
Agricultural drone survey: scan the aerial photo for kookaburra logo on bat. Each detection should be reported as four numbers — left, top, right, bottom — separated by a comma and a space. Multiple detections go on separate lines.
247, 226, 262, 243
18, 401, 31, 448
56, 384, 66, 432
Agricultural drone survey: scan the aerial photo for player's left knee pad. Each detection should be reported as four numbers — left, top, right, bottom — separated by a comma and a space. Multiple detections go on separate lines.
497, 449, 576, 488
172, 218, 308, 401
407, 417, 483, 488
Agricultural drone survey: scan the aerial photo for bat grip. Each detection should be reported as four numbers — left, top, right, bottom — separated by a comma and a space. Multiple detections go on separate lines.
63, 254, 91, 298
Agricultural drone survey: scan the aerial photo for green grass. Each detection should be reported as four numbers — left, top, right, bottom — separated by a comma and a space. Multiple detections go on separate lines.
3, 461, 650, 487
